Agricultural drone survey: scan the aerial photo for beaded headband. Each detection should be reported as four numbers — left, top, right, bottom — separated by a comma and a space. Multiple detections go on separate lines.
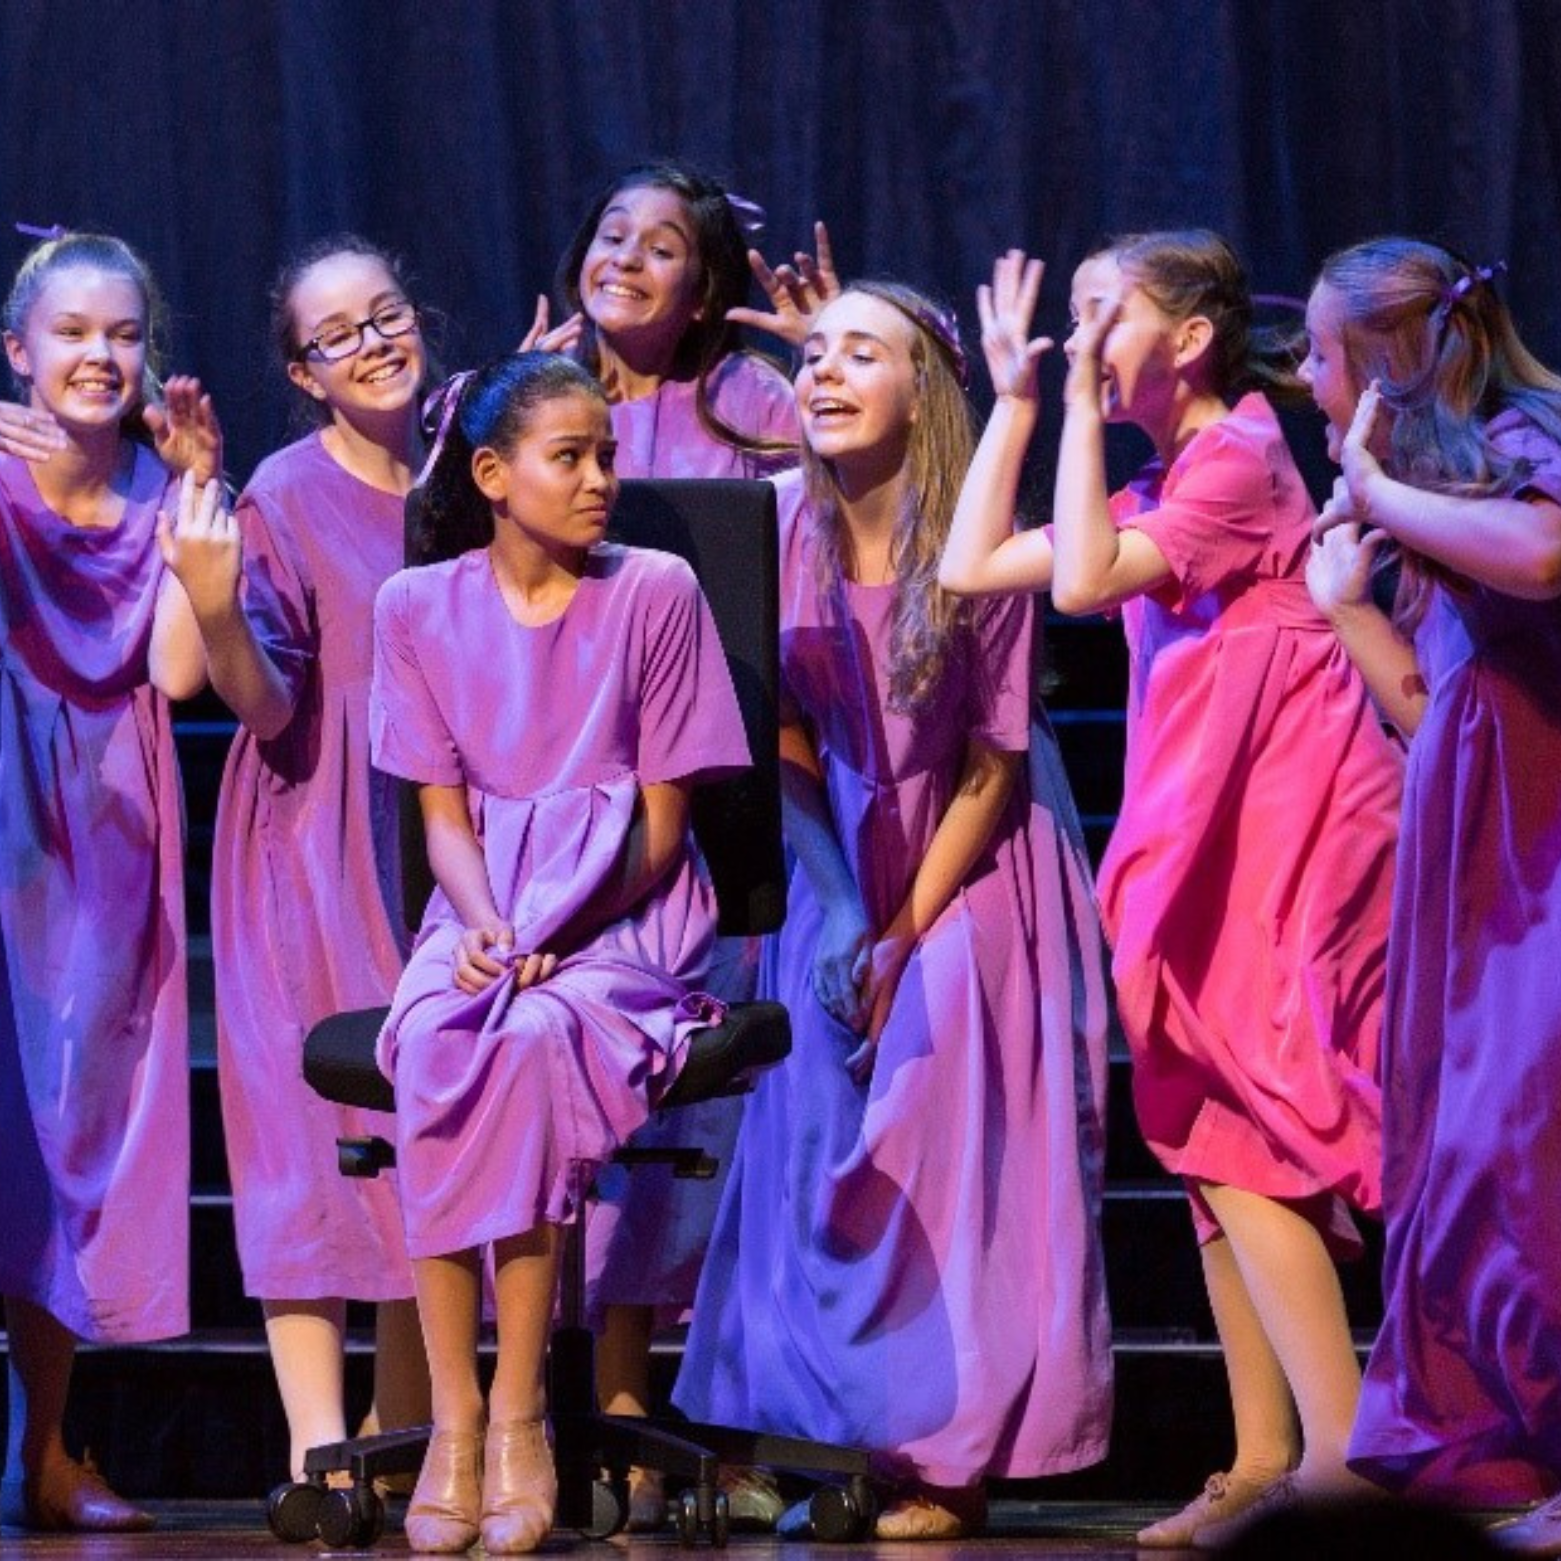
900, 297, 970, 389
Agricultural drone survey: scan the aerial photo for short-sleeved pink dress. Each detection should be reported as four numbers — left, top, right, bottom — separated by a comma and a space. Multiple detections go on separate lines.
1098, 394, 1402, 1252
370, 544, 750, 1257
0, 447, 189, 1343
213, 434, 414, 1300
1348, 415, 1561, 1505
674, 472, 1115, 1487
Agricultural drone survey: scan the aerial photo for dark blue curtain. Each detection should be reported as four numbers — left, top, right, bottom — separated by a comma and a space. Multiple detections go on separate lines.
1, 0, 1556, 483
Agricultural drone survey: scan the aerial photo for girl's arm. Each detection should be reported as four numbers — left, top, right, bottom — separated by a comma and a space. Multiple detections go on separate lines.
154, 471, 294, 737
1331, 383, 1561, 600
1306, 496, 1428, 738
147, 472, 210, 700
859, 739, 1020, 1064
778, 720, 874, 1035
419, 782, 521, 994
1049, 290, 1174, 615
941, 250, 1059, 597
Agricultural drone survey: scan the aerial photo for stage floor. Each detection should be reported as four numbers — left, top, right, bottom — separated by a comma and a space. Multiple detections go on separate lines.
0, 1499, 1186, 1558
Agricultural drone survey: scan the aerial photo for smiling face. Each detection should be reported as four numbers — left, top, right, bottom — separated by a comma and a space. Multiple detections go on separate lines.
796, 291, 921, 472
1065, 253, 1183, 429
472, 388, 618, 564
3, 264, 147, 434
1299, 280, 1362, 463
283, 250, 426, 422
577, 184, 705, 361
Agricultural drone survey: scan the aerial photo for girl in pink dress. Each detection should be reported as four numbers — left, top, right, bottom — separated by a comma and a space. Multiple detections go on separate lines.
554, 161, 799, 1527
674, 283, 1115, 1541
371, 351, 748, 1555
941, 237, 1403, 1547
0, 231, 218, 1531
165, 237, 434, 1482
1300, 239, 1561, 1543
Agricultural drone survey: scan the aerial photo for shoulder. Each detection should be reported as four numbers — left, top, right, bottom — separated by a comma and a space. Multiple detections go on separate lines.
1488, 407, 1561, 474
596, 541, 700, 601
240, 433, 328, 505
375, 554, 472, 623
708, 352, 799, 435
1170, 394, 1303, 500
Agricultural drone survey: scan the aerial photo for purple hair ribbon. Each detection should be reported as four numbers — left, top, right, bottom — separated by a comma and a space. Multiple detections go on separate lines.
414, 369, 474, 488
14, 221, 68, 242
724, 192, 767, 239
1437, 260, 1507, 316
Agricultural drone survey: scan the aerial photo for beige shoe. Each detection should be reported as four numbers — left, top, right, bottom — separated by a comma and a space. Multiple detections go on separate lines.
874, 1483, 986, 1540
1136, 1469, 1280, 1548
1192, 1470, 1302, 1549
0, 1453, 154, 1533
479, 1418, 555, 1556
404, 1427, 483, 1554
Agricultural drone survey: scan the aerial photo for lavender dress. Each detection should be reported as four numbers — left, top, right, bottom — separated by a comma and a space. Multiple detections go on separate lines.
0, 448, 188, 1343
1348, 416, 1561, 1506
674, 473, 1114, 1487
212, 434, 414, 1300
586, 351, 798, 1319
370, 545, 749, 1257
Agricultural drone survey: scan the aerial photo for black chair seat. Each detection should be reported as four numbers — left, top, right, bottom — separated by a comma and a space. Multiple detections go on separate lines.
301, 1000, 791, 1119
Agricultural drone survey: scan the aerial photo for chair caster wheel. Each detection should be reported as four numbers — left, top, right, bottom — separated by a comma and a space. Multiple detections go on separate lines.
581, 1476, 627, 1540
316, 1482, 384, 1548
677, 1488, 700, 1546
712, 1489, 731, 1548
809, 1477, 876, 1542
673, 1487, 730, 1548
266, 1479, 325, 1543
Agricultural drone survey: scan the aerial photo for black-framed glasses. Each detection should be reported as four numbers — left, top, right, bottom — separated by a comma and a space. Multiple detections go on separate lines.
295, 301, 420, 363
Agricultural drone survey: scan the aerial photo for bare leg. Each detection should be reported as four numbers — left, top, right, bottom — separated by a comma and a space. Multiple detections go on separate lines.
1200, 1183, 1367, 1487
3, 1296, 74, 1481
1201, 1234, 1301, 1480
370, 1297, 432, 1433
596, 1302, 653, 1418
261, 1298, 348, 1479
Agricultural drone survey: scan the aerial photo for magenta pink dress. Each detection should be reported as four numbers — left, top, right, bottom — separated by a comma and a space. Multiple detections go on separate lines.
607, 352, 797, 478
370, 545, 750, 1258
0, 448, 188, 1343
212, 434, 414, 1300
673, 472, 1115, 1487
586, 350, 798, 1320
1098, 394, 1402, 1253
1348, 415, 1561, 1506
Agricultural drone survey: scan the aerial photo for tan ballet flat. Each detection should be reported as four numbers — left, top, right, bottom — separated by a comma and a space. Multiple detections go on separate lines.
480, 1418, 556, 1555
404, 1427, 483, 1554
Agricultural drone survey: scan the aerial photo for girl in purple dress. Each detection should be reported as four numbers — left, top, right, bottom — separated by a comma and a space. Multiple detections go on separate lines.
370, 351, 748, 1554
940, 240, 1402, 1547
555, 160, 799, 1528
673, 283, 1115, 1540
164, 237, 435, 1482
1301, 239, 1561, 1542
0, 232, 219, 1531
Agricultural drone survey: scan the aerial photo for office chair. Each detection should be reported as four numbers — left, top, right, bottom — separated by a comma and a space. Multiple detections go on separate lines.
265, 480, 876, 1549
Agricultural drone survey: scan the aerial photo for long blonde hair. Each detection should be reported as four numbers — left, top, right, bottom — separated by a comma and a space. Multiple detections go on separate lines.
803, 280, 975, 715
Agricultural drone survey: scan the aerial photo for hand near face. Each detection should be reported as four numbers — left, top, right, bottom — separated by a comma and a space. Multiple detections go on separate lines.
144, 375, 224, 484
1339, 380, 1388, 515
516, 295, 585, 356
1062, 288, 1122, 411
0, 399, 68, 462
155, 469, 241, 617
977, 250, 1054, 402
727, 221, 842, 347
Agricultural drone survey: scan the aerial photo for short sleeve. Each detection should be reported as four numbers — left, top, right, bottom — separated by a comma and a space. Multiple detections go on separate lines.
370, 572, 464, 787
1127, 411, 1303, 612
636, 560, 752, 786
1490, 414, 1561, 508
967, 591, 1034, 752
234, 490, 315, 713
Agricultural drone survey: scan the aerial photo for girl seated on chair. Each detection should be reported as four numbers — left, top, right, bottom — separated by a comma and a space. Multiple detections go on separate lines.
369, 350, 748, 1555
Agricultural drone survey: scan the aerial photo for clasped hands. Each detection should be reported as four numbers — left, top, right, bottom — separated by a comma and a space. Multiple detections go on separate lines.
811, 899, 914, 1086
455, 924, 558, 996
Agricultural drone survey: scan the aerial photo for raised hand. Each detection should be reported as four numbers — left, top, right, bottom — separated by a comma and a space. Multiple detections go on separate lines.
144, 375, 224, 484
1062, 285, 1122, 412
515, 294, 585, 355
727, 220, 842, 346
977, 249, 1053, 402
455, 923, 516, 995
154, 469, 241, 619
1339, 380, 1388, 516
0, 400, 68, 462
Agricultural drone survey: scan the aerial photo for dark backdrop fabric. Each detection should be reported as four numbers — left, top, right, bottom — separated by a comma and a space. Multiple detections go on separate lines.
1, 0, 1557, 485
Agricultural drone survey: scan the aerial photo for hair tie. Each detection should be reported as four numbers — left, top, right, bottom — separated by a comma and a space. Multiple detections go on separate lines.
414, 370, 475, 488
1436, 260, 1507, 319
724, 192, 767, 239
14, 221, 68, 242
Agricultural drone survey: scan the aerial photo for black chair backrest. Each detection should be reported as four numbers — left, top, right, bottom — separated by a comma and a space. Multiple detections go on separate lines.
397, 477, 784, 941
